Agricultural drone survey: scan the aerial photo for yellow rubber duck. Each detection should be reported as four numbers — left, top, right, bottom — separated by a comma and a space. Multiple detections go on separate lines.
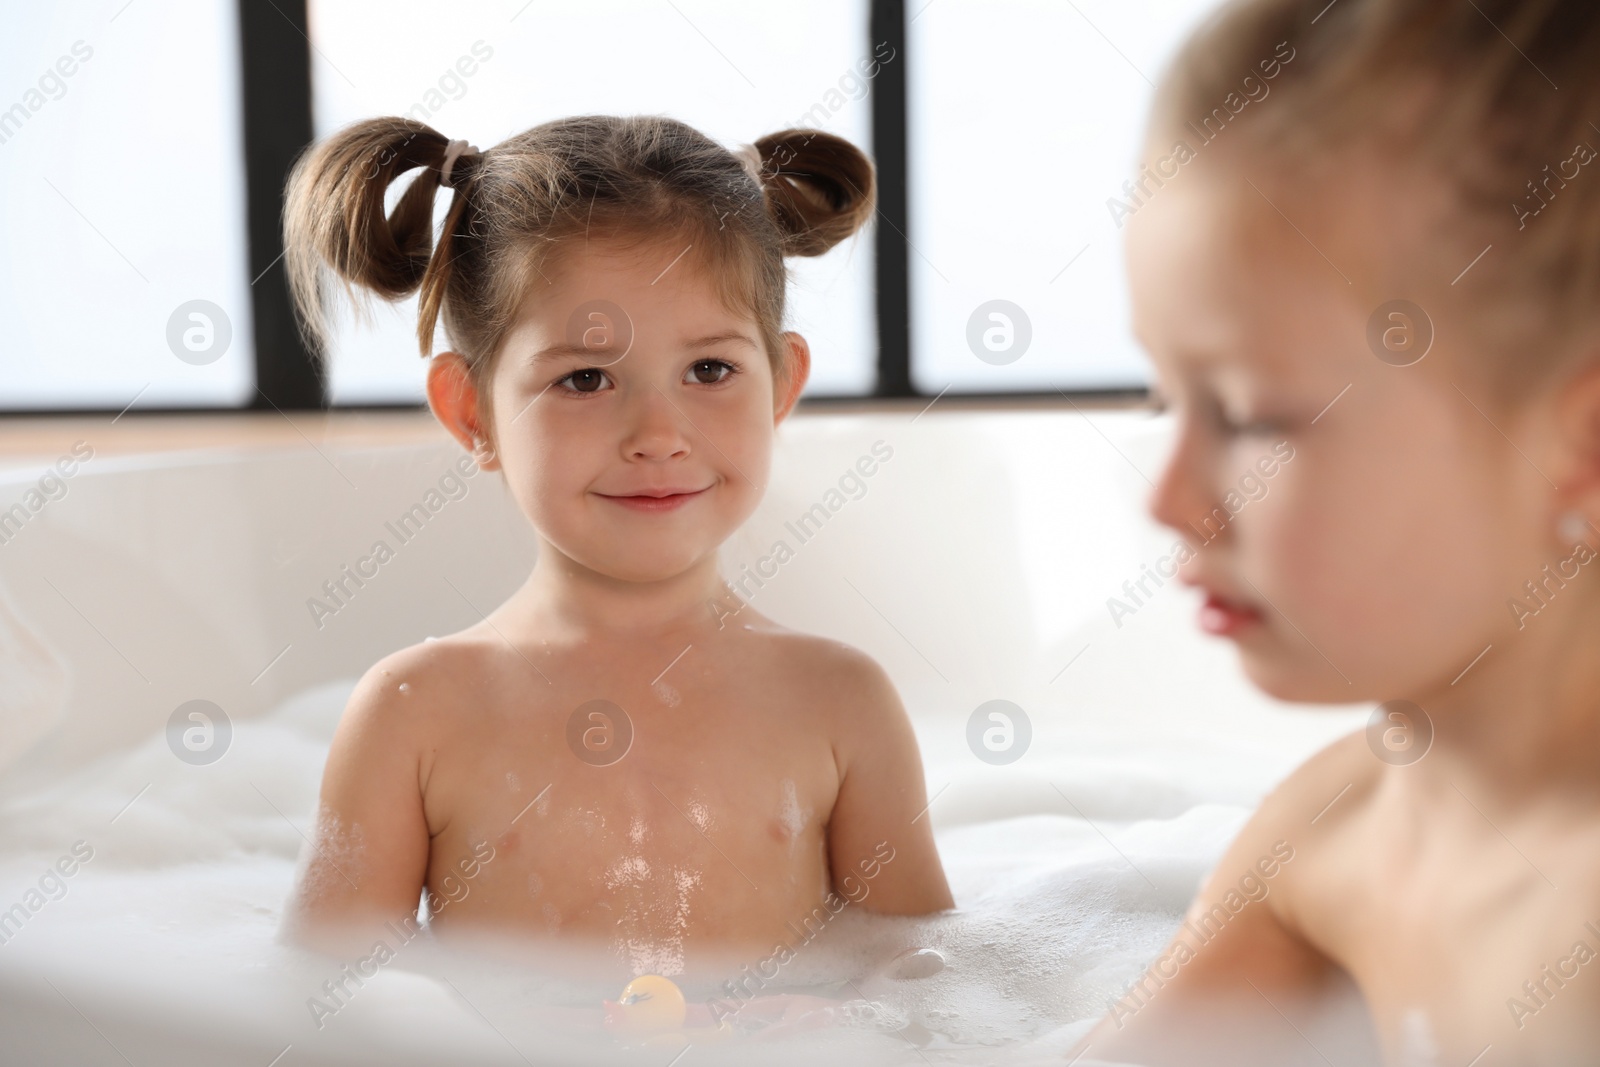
603, 975, 733, 1045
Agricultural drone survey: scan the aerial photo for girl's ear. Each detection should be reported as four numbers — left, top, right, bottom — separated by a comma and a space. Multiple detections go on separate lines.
426, 352, 500, 470
774, 332, 811, 424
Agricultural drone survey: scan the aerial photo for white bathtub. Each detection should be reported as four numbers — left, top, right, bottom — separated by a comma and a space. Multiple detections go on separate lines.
0, 407, 1363, 1065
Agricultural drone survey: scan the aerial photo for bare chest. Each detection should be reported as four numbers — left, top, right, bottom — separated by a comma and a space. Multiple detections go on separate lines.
1289, 806, 1600, 1062
416, 660, 842, 970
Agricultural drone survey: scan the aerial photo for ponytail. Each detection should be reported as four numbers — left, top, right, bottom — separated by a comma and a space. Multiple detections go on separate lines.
282, 117, 473, 358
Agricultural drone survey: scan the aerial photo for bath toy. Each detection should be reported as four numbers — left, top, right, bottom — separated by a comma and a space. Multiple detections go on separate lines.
602, 976, 734, 1045
605, 975, 686, 1037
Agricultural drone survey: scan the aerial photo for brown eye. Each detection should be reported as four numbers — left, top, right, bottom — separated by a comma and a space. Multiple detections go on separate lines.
560, 368, 608, 393
686, 359, 734, 385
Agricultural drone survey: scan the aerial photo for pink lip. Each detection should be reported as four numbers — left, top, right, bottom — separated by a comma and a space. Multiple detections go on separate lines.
595, 487, 710, 512
1197, 591, 1265, 637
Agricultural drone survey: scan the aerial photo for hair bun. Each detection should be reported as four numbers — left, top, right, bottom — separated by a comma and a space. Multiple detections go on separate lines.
749, 128, 877, 257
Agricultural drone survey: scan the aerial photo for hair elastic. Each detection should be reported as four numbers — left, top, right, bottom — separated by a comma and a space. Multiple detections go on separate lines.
440, 138, 479, 187
733, 143, 763, 185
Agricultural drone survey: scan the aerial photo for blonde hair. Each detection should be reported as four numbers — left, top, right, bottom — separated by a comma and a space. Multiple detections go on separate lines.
282, 115, 876, 430
1148, 0, 1600, 387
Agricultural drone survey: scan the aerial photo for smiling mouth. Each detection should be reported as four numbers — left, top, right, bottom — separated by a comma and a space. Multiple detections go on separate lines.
595, 487, 710, 512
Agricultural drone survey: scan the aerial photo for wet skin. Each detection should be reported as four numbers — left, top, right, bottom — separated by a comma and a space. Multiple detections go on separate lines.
284, 233, 952, 981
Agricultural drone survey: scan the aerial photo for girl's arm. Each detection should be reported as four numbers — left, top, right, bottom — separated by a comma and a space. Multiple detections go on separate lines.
282, 655, 434, 955
824, 650, 954, 915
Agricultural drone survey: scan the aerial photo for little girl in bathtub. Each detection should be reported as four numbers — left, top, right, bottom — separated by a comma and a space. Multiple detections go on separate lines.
1077, 0, 1600, 1064
276, 115, 952, 991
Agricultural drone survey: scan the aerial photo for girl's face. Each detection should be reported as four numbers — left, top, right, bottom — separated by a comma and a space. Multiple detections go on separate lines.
1125, 161, 1559, 704
441, 235, 807, 585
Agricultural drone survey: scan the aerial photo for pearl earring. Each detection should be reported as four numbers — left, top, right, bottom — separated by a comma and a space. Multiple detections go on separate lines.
1558, 510, 1590, 543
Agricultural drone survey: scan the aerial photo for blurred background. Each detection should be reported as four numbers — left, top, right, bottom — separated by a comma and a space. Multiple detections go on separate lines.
0, 0, 1224, 415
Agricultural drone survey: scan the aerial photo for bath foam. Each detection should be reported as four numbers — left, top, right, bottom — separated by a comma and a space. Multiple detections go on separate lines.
0, 678, 1249, 1064
0, 409, 1378, 1064
292, 802, 369, 905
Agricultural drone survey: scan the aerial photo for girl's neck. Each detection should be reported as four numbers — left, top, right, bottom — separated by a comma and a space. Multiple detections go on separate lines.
1415, 601, 1600, 801
512, 541, 730, 640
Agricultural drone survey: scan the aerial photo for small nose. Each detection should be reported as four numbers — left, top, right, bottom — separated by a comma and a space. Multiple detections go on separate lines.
1147, 418, 1225, 546
622, 387, 693, 461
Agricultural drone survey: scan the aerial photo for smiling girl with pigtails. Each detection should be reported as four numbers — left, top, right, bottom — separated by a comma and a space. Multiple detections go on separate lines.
277, 114, 951, 1014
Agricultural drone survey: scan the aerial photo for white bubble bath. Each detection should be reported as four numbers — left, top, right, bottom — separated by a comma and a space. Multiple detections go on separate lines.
0, 411, 1364, 1065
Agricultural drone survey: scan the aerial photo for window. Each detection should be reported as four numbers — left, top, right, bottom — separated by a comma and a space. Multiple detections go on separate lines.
0, 0, 254, 411
907, 0, 1220, 394
1, 0, 1230, 412
307, 0, 879, 403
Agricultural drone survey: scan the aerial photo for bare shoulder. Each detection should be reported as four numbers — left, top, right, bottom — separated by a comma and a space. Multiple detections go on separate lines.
1082, 731, 1379, 1058
338, 633, 504, 746
1207, 727, 1382, 934
741, 625, 915, 772
1180, 729, 1381, 909
749, 623, 900, 705
1252, 728, 1382, 836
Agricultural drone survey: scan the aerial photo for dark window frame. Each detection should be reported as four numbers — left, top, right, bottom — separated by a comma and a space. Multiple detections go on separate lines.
239, 0, 320, 412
